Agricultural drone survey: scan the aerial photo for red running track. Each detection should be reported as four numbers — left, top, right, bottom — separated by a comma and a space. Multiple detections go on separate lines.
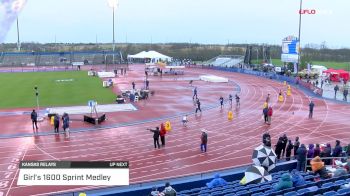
0, 65, 350, 196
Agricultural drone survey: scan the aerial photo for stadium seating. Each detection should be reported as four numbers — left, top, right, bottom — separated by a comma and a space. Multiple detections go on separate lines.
176, 171, 350, 196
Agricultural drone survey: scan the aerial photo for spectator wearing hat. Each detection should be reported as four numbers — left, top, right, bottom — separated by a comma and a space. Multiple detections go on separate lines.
310, 156, 331, 179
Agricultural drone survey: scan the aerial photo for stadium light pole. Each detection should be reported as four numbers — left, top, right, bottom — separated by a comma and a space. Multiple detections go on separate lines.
297, 0, 303, 73
108, 0, 119, 70
16, 18, 21, 51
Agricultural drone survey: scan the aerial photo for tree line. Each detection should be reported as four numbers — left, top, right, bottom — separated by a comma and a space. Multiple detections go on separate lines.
1, 42, 349, 63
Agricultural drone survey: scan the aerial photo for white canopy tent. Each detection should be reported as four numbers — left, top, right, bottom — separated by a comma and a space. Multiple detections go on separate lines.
127, 51, 172, 63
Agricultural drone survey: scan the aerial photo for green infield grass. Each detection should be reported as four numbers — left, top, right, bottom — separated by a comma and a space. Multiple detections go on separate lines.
0, 71, 116, 109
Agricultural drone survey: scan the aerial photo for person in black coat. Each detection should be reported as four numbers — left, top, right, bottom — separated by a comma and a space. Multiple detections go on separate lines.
219, 96, 224, 109
149, 127, 160, 149
281, 134, 288, 157
275, 137, 284, 160
31, 109, 38, 131
293, 137, 300, 158
332, 140, 342, 157
321, 143, 332, 165
296, 144, 307, 171
195, 99, 202, 113
286, 140, 294, 161
309, 101, 315, 119
54, 114, 60, 133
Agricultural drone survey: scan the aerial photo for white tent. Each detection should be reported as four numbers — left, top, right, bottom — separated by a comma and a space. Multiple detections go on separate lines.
127, 51, 172, 63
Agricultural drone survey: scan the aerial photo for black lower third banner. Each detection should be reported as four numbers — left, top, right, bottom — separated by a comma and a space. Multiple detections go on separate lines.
17, 161, 129, 186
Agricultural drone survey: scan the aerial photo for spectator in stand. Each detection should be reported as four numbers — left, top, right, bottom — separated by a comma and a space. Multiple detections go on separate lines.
161, 182, 177, 196
310, 156, 331, 179
149, 187, 160, 196
275, 137, 284, 160
206, 173, 227, 188
293, 137, 300, 157
291, 169, 306, 186
346, 144, 350, 157
296, 144, 307, 171
307, 144, 315, 167
262, 132, 271, 147
314, 144, 321, 158
334, 84, 339, 98
321, 144, 332, 165
286, 140, 294, 161
307, 144, 315, 159
332, 140, 343, 157
273, 173, 293, 191
281, 134, 288, 157
267, 107, 273, 125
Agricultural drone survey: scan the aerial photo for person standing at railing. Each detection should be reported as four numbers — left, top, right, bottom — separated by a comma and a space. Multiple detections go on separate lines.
332, 140, 343, 157
314, 144, 321, 157
293, 137, 300, 158
321, 143, 332, 165
275, 137, 284, 160
296, 144, 307, 171
286, 140, 294, 161
281, 134, 288, 158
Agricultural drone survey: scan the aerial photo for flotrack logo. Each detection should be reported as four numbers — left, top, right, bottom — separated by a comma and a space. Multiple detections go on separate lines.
298, 9, 333, 15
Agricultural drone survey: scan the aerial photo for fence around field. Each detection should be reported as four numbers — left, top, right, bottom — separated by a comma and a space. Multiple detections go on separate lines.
0, 51, 123, 67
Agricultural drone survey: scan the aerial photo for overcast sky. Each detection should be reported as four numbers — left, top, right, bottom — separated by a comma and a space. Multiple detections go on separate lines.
2, 0, 350, 48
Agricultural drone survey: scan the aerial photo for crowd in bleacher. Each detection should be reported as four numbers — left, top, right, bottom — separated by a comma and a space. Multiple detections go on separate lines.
148, 132, 350, 196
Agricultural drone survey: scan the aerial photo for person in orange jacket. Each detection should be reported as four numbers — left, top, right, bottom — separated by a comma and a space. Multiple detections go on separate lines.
160, 123, 167, 147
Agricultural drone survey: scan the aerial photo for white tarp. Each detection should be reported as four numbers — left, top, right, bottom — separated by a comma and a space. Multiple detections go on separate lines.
97, 72, 115, 78
165, 66, 185, 69
200, 75, 229, 83
128, 50, 172, 62
47, 104, 137, 115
